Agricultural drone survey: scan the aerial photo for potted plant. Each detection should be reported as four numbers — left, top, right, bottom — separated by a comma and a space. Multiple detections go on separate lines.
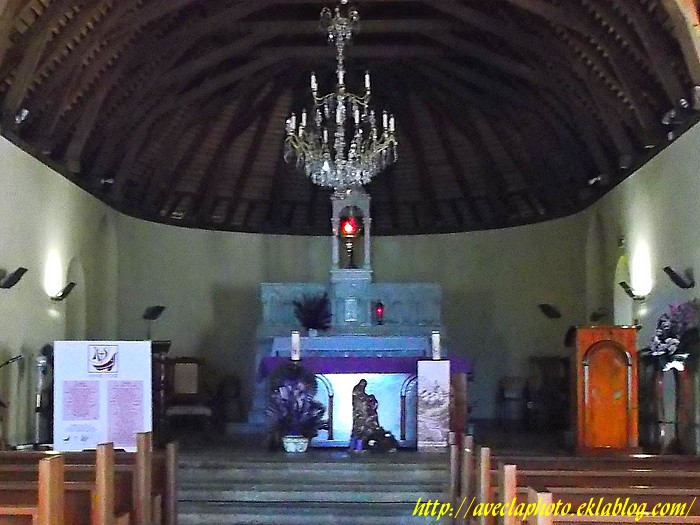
293, 292, 332, 334
266, 364, 327, 452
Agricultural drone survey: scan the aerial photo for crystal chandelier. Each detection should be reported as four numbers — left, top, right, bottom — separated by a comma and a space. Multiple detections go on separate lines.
284, 0, 398, 192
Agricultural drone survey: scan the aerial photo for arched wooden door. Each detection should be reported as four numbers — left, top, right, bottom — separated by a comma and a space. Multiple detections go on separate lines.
573, 326, 638, 452
583, 341, 631, 448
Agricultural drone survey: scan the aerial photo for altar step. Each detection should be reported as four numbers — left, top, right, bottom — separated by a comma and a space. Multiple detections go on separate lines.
178, 451, 449, 524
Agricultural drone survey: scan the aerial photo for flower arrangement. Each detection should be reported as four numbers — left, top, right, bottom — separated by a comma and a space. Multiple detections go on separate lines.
644, 299, 699, 371
293, 292, 332, 331
266, 377, 327, 439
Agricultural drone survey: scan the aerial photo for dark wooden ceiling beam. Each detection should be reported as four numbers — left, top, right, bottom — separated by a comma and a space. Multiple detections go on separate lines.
430, 106, 482, 226
195, 76, 292, 225
659, 0, 700, 85
608, 0, 686, 103
424, 88, 511, 222
222, 86, 292, 230
389, 88, 443, 229
423, 58, 616, 179
504, 0, 659, 129
91, 57, 280, 178
0, 1, 30, 66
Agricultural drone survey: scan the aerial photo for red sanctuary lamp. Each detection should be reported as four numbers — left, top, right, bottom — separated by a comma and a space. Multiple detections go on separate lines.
374, 301, 384, 325
339, 215, 362, 269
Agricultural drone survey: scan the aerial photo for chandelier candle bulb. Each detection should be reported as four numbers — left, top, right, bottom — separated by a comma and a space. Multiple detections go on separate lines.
431, 331, 441, 360
283, 0, 397, 191
291, 331, 301, 361
389, 116, 395, 132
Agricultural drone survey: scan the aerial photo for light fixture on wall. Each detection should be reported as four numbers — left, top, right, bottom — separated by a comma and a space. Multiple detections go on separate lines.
618, 281, 646, 301
662, 266, 695, 289
538, 303, 561, 319
0, 267, 28, 289
143, 305, 166, 340
589, 308, 609, 323
50, 282, 76, 301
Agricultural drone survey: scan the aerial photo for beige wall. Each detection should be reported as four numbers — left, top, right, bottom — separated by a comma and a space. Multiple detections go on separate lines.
0, 137, 118, 444
582, 122, 700, 351
2, 119, 700, 433
117, 200, 588, 418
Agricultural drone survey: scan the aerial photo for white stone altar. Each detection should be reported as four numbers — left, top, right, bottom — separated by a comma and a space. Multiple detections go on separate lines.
251, 189, 461, 448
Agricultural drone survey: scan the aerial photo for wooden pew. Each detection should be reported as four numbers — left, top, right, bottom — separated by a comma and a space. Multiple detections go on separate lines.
0, 433, 178, 525
465, 447, 700, 525
0, 454, 65, 525
497, 464, 700, 525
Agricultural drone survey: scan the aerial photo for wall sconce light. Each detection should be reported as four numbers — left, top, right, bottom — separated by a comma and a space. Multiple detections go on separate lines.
0, 267, 28, 289
618, 281, 646, 301
662, 266, 695, 289
589, 308, 609, 323
143, 305, 166, 339
538, 303, 561, 319
50, 282, 76, 301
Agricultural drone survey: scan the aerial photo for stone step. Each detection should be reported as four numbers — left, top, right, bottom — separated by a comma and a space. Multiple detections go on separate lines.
178, 468, 449, 486
179, 453, 448, 470
179, 483, 445, 503
178, 501, 448, 525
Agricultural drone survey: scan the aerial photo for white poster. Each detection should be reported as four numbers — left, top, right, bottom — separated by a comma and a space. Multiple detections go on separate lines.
53, 341, 152, 452
417, 360, 451, 451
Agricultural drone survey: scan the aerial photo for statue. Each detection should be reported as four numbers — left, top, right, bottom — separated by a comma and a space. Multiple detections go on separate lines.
350, 379, 398, 452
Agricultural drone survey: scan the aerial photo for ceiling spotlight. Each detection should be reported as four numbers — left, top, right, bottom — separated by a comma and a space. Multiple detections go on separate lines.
587, 175, 603, 186
14, 108, 29, 124
100, 177, 114, 185
661, 109, 676, 126
679, 98, 690, 109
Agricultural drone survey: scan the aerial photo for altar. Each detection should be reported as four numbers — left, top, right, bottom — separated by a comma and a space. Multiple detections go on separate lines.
259, 353, 471, 447
253, 188, 470, 449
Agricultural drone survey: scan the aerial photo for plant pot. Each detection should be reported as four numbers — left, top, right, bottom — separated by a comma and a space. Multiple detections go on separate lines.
282, 435, 309, 453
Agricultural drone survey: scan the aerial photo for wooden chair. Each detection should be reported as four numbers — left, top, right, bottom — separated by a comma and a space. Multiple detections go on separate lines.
163, 358, 213, 438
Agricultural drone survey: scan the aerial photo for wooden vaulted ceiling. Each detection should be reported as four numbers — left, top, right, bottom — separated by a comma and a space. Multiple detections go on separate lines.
0, 1, 699, 235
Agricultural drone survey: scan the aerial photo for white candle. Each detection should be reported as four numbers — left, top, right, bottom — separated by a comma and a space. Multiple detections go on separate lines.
301, 110, 307, 127
382, 111, 388, 128
365, 71, 370, 90
291, 331, 301, 361
431, 331, 441, 360
290, 113, 297, 130
354, 108, 360, 123
338, 70, 345, 85
311, 72, 317, 91
323, 129, 328, 143
389, 115, 395, 132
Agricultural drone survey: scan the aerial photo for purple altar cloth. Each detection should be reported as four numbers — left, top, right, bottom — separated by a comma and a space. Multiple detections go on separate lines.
258, 356, 472, 379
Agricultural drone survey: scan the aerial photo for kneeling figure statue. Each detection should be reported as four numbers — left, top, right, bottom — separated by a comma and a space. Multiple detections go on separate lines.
350, 379, 398, 452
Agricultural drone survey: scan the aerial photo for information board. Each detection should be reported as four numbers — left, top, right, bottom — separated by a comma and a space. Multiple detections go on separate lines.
53, 341, 152, 452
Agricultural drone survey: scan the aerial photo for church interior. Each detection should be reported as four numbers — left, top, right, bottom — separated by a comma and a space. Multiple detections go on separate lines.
0, 0, 699, 524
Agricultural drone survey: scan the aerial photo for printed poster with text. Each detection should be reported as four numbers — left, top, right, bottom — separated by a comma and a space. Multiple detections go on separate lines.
53, 341, 152, 452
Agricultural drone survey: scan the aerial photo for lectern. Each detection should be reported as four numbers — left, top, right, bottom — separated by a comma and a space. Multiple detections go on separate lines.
571, 326, 638, 453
